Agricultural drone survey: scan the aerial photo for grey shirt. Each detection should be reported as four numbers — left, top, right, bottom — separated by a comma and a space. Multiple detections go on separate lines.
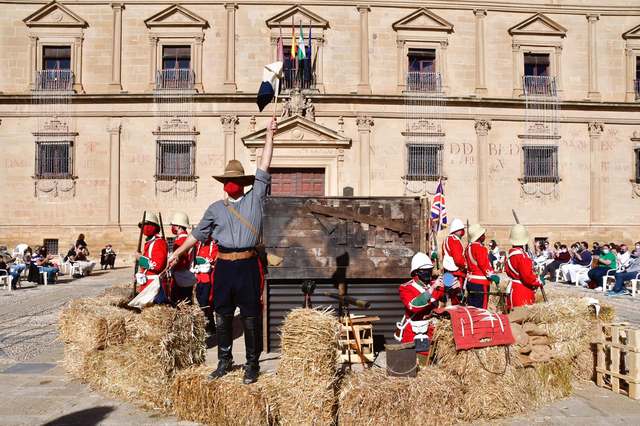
192, 168, 270, 249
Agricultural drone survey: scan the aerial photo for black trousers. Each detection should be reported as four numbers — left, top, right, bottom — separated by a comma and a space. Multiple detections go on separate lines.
173, 285, 193, 305
214, 256, 261, 317
466, 282, 489, 309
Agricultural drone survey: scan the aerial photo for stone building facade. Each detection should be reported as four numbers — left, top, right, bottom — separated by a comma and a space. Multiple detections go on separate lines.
1, 0, 640, 254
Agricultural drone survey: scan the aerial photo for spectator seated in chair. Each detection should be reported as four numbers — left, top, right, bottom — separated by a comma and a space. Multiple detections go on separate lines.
607, 254, 640, 297
100, 244, 116, 270
31, 246, 59, 284
488, 240, 504, 272
559, 242, 592, 284
586, 244, 617, 289
616, 244, 631, 272
543, 243, 571, 281
73, 247, 96, 277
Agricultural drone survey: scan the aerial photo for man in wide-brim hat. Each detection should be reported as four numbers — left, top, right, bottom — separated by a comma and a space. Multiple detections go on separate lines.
169, 118, 278, 385
464, 224, 500, 309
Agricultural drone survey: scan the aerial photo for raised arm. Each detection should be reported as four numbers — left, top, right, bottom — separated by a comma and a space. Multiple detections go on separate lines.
168, 234, 198, 268
259, 118, 277, 172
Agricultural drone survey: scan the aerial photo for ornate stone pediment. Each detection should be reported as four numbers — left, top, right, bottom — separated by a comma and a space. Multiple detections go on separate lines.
508, 13, 567, 38
23, 1, 87, 28
392, 8, 454, 33
266, 5, 329, 29
242, 115, 350, 148
623, 24, 640, 40
145, 4, 208, 28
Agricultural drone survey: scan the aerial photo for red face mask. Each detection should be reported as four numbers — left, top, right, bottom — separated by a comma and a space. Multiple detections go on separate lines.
142, 224, 157, 237
223, 181, 244, 199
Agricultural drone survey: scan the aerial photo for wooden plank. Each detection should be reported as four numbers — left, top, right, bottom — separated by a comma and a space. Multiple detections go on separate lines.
367, 224, 376, 247
612, 326, 621, 393
627, 329, 640, 399
304, 202, 412, 234
596, 324, 606, 388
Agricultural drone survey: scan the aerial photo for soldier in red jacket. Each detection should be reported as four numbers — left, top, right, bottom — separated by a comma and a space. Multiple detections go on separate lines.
505, 224, 544, 308
442, 218, 466, 305
464, 224, 500, 309
135, 212, 168, 294
395, 252, 445, 360
194, 238, 218, 332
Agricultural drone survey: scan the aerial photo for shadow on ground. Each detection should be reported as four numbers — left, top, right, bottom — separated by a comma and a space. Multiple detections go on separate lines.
42, 406, 114, 426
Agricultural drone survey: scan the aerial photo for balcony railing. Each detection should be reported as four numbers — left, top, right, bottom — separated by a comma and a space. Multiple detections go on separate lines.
155, 69, 195, 91
281, 64, 316, 91
523, 75, 557, 97
405, 72, 442, 93
635, 79, 640, 100
35, 69, 74, 91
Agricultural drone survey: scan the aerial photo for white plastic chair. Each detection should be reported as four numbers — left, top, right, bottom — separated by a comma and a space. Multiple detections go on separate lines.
0, 269, 10, 291
602, 269, 617, 292
555, 262, 569, 282
630, 273, 640, 297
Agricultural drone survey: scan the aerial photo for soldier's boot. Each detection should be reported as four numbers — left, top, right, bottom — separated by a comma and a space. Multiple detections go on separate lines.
241, 316, 261, 384
208, 314, 234, 380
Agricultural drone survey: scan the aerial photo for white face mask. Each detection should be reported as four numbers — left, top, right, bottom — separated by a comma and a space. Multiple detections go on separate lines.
602, 249, 610, 254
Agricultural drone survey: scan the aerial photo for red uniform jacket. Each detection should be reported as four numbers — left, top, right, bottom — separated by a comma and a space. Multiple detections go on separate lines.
138, 235, 168, 292
195, 239, 218, 284
465, 242, 494, 286
443, 234, 467, 278
395, 277, 445, 351
506, 247, 541, 308
172, 231, 193, 270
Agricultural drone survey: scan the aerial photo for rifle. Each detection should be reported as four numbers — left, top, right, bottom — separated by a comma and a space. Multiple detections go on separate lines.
323, 292, 371, 310
512, 209, 548, 302
133, 211, 146, 297
157, 212, 171, 301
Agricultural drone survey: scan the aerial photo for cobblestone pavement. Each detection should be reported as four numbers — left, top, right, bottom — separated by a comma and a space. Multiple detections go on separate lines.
0, 268, 639, 425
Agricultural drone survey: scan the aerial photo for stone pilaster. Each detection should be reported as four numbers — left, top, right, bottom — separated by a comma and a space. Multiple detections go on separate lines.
221, 115, 239, 163
356, 5, 371, 94
588, 121, 604, 223
474, 9, 488, 96
625, 48, 636, 102
223, 3, 237, 92
512, 43, 522, 97
28, 35, 37, 90
107, 120, 122, 225
194, 35, 204, 92
109, 3, 124, 92
73, 37, 84, 93
587, 15, 601, 101
475, 119, 491, 222
357, 115, 374, 195
149, 36, 158, 90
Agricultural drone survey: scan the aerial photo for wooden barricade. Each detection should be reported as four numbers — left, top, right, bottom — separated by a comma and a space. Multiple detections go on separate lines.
338, 315, 379, 365
596, 323, 640, 399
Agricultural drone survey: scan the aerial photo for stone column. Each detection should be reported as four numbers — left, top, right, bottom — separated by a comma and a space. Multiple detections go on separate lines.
588, 122, 604, 223
625, 48, 636, 102
221, 115, 239, 163
474, 9, 488, 96
109, 3, 124, 92
396, 40, 406, 92
28, 35, 37, 90
149, 36, 158, 90
475, 119, 491, 222
554, 46, 563, 94
356, 5, 371, 94
439, 40, 450, 94
107, 120, 122, 225
194, 36, 204, 92
587, 15, 601, 101
512, 43, 522, 97
73, 37, 84, 93
357, 115, 374, 195
223, 3, 237, 92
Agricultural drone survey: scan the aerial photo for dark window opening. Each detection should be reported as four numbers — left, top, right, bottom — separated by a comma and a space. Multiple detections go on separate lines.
524, 53, 550, 77
156, 140, 195, 179
282, 45, 314, 90
635, 148, 640, 183
635, 57, 640, 99
43, 46, 71, 70
35, 141, 72, 179
162, 46, 191, 70
405, 144, 443, 181
522, 145, 559, 183
43, 239, 59, 255
406, 49, 439, 91
408, 49, 436, 74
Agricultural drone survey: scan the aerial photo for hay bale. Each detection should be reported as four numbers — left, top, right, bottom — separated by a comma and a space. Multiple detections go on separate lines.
171, 366, 275, 426
59, 299, 135, 350
97, 284, 133, 307
337, 367, 461, 426
270, 308, 340, 425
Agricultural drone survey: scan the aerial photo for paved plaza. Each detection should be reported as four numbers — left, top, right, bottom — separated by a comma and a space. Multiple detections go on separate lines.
0, 269, 639, 425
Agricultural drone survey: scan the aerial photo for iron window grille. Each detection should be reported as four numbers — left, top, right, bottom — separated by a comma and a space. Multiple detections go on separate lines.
281, 45, 316, 91
35, 141, 73, 179
405, 143, 443, 181
43, 238, 59, 255
37, 46, 74, 91
635, 148, 640, 183
155, 140, 196, 179
406, 71, 441, 93
522, 145, 559, 183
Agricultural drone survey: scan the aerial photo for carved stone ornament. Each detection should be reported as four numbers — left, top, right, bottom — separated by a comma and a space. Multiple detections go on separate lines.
356, 115, 374, 131
249, 115, 257, 132
337, 116, 344, 133
34, 179, 76, 199
220, 115, 239, 132
41, 119, 69, 134
155, 179, 198, 198
588, 121, 604, 136
281, 88, 316, 121
407, 119, 442, 134
474, 119, 492, 136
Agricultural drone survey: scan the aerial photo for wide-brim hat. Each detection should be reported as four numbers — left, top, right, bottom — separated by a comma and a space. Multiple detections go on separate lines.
468, 224, 486, 243
213, 160, 255, 186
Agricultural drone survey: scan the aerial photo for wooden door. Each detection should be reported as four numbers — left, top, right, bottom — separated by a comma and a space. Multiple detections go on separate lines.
269, 168, 325, 196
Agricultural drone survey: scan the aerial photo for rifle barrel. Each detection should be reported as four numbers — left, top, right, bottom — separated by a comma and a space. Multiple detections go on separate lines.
323, 292, 371, 309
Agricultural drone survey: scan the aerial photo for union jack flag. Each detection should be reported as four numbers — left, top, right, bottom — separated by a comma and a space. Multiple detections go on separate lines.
430, 180, 447, 232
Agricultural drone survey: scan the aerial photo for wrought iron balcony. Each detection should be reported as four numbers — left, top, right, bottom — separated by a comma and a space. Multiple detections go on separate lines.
35, 69, 74, 92
281, 65, 316, 91
155, 69, 195, 91
523, 75, 558, 97
405, 72, 442, 93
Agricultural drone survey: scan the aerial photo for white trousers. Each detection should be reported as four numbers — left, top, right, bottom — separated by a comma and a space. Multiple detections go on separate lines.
560, 264, 588, 283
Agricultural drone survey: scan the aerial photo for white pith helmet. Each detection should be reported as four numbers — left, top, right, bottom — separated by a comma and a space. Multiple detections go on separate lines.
449, 218, 465, 234
170, 211, 190, 228
411, 252, 433, 274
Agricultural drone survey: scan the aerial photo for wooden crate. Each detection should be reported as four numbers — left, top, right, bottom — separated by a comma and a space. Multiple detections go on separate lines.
338, 315, 378, 364
596, 323, 640, 399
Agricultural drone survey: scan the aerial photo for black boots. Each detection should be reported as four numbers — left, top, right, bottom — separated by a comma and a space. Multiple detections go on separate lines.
208, 314, 234, 380
241, 316, 261, 384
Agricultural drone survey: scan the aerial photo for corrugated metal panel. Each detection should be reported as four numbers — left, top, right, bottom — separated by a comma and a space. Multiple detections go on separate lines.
267, 279, 404, 352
